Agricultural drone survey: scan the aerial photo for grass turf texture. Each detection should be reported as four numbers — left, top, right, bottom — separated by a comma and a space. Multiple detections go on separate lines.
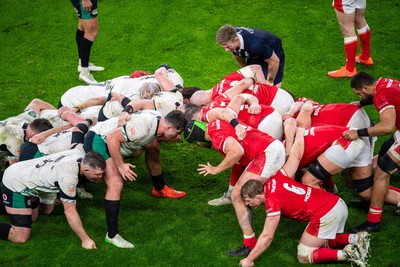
1, 0, 400, 266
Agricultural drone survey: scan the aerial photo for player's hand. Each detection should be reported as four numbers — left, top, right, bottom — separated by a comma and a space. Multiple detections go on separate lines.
197, 162, 218, 176
82, 238, 97, 249
118, 163, 137, 181
118, 112, 130, 126
349, 101, 361, 106
282, 112, 293, 121
29, 132, 46, 144
235, 124, 247, 141
82, 0, 92, 11
248, 103, 261, 114
240, 258, 254, 267
342, 129, 359, 140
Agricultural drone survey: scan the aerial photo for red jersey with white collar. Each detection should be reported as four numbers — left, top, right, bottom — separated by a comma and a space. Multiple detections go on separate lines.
264, 170, 339, 221
211, 72, 249, 100
373, 78, 400, 131
299, 125, 352, 168
210, 71, 278, 106
207, 120, 275, 166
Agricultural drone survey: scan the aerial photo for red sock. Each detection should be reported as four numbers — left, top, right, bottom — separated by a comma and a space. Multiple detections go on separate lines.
230, 164, 245, 186
311, 248, 339, 263
244, 236, 257, 249
327, 233, 350, 248
344, 39, 358, 72
358, 30, 371, 60
367, 206, 383, 223
389, 185, 400, 193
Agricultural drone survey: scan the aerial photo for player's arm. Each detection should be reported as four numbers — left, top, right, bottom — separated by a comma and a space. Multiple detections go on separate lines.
154, 66, 176, 91
240, 214, 281, 266
118, 99, 154, 126
224, 78, 255, 99
106, 128, 137, 181
198, 137, 244, 176
343, 108, 396, 140
282, 127, 304, 179
264, 51, 280, 86
29, 124, 73, 144
62, 201, 96, 249
228, 93, 261, 114
73, 96, 108, 111
282, 101, 305, 120
232, 54, 246, 67
207, 108, 247, 140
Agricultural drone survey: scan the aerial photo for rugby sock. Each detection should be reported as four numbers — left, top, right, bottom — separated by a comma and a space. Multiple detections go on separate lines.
327, 233, 350, 248
104, 200, 120, 238
311, 248, 339, 263
367, 206, 383, 223
357, 25, 371, 60
0, 223, 12, 240
344, 36, 358, 72
243, 233, 257, 249
80, 37, 93, 68
225, 185, 234, 198
75, 29, 85, 57
151, 174, 166, 191
389, 185, 400, 194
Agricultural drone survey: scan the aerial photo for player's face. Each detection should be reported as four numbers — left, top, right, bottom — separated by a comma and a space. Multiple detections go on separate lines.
164, 127, 182, 139
220, 41, 237, 52
352, 87, 372, 100
244, 197, 263, 208
86, 168, 105, 183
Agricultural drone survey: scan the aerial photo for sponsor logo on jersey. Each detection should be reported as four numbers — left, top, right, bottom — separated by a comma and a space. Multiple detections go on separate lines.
2, 194, 7, 201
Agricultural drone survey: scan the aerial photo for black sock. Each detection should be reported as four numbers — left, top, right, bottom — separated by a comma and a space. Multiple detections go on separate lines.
104, 200, 120, 238
79, 37, 93, 68
75, 29, 85, 59
0, 223, 11, 240
151, 174, 166, 191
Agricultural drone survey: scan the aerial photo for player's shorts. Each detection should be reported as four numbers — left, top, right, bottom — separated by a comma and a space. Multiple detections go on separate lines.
332, 0, 366, 14
2, 183, 33, 209
71, 0, 98, 19
84, 131, 111, 160
306, 198, 348, 239
387, 130, 400, 161
269, 89, 295, 115
256, 109, 284, 140
245, 140, 285, 178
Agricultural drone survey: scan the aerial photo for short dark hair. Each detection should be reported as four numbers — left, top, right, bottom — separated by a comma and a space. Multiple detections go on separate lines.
183, 103, 202, 121
165, 110, 187, 131
29, 118, 53, 132
82, 151, 106, 170
350, 71, 376, 90
181, 87, 202, 100
240, 179, 264, 199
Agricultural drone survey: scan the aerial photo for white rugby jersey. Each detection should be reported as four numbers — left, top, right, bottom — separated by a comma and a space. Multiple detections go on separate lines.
90, 110, 160, 156
37, 128, 73, 155
152, 90, 183, 117
2, 148, 85, 203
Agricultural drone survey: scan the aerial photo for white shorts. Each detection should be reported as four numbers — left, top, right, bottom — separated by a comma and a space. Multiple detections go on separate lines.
270, 89, 295, 115
307, 198, 348, 239
257, 110, 283, 140
245, 140, 285, 178
332, 0, 366, 14
388, 130, 400, 161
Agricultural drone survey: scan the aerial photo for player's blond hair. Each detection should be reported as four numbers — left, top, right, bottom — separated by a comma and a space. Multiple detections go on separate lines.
216, 24, 237, 44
